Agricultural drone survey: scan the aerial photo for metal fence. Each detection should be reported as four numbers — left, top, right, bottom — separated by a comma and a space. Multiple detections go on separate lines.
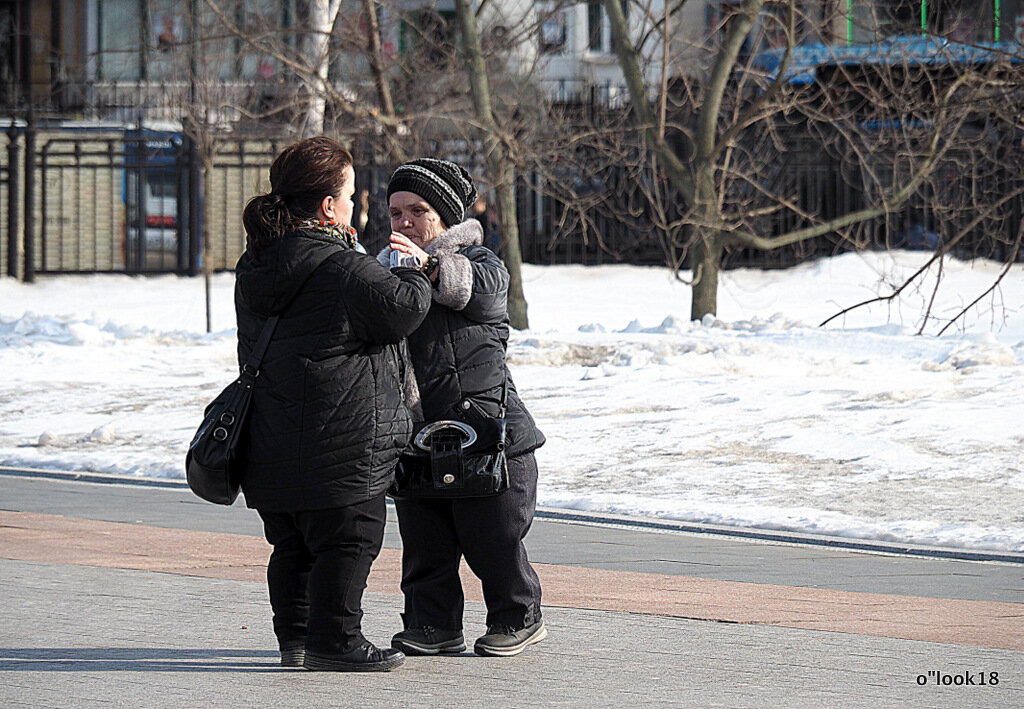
1, 124, 284, 278
1, 124, 405, 279
3, 125, 187, 278
4, 123, 1023, 280
1, 126, 18, 277
517, 132, 1024, 270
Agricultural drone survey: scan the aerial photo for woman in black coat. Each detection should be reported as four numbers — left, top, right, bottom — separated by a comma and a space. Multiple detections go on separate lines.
379, 158, 547, 658
235, 137, 433, 672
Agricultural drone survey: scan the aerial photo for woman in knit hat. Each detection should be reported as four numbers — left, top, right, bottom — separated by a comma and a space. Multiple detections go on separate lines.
379, 158, 547, 657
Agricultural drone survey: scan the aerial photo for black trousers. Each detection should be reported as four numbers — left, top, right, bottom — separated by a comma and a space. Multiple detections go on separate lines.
258, 493, 386, 656
394, 452, 543, 631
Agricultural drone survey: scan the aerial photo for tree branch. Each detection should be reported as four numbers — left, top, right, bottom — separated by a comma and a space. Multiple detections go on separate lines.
604, 0, 695, 198
729, 73, 973, 251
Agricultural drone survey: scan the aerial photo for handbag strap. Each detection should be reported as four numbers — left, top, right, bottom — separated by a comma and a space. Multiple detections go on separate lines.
239, 243, 341, 378
498, 375, 509, 418
241, 315, 279, 377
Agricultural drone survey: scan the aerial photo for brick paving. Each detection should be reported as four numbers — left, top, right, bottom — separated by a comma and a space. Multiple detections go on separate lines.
0, 472, 1021, 708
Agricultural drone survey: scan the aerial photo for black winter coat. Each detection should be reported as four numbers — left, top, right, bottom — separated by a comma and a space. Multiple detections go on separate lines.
235, 229, 432, 511
379, 220, 544, 458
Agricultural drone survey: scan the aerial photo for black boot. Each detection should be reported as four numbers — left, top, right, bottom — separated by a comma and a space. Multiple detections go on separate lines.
279, 641, 306, 668
303, 642, 405, 672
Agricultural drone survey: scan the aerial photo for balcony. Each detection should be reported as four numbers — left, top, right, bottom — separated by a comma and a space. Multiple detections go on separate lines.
2, 80, 299, 128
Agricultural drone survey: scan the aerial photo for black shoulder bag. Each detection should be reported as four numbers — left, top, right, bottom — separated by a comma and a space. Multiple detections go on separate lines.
185, 243, 339, 504
389, 380, 510, 499
185, 314, 280, 505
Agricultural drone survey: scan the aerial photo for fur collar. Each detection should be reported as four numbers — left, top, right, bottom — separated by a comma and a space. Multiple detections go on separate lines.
424, 219, 483, 256
374, 219, 483, 313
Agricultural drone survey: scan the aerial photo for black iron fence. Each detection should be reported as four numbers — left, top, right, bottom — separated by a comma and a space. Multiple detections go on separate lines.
3, 124, 193, 278
1, 124, 403, 279
2, 124, 18, 278
1, 123, 285, 279
4, 123, 1023, 280
516, 132, 1024, 270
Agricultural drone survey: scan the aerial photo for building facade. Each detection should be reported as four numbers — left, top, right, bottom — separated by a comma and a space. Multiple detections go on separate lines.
4, 1, 1016, 121
2, 1, 1020, 279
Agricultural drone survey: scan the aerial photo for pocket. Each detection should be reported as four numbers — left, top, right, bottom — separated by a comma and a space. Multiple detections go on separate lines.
452, 394, 498, 420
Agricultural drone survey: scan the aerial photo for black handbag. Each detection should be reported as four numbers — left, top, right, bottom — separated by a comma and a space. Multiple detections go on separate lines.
389, 381, 510, 499
185, 314, 279, 505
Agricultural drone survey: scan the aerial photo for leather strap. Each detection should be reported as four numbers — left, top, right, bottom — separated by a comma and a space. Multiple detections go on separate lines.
239, 244, 340, 378
240, 315, 279, 377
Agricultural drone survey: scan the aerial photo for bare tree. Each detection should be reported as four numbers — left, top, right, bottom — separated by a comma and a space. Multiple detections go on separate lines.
191, 0, 541, 326
301, 0, 344, 136
181, 0, 238, 332
452, 0, 530, 329
170, 1, 351, 330
203, 0, 405, 162
599, 0, 1024, 325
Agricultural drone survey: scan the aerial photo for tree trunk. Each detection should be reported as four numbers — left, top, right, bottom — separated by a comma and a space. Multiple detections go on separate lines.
689, 229, 722, 321
360, 0, 405, 164
201, 153, 214, 332
491, 153, 528, 329
301, 1, 329, 135
302, 0, 343, 136
453, 0, 529, 329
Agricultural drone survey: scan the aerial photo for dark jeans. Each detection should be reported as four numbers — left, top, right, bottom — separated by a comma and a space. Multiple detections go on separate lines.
394, 452, 543, 631
258, 494, 387, 656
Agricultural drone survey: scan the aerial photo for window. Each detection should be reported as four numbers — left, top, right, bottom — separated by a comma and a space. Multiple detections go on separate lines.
239, 0, 292, 80
98, 0, 296, 83
399, 8, 457, 64
540, 4, 568, 54
588, 1, 603, 51
928, 0, 995, 41
587, 0, 628, 54
868, 0, 997, 42
98, 0, 142, 80
148, 0, 188, 81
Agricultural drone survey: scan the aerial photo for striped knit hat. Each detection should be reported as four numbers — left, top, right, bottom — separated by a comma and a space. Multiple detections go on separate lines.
386, 158, 478, 228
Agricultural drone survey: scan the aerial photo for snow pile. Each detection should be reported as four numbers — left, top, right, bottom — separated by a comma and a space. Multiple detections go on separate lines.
2, 250, 1022, 551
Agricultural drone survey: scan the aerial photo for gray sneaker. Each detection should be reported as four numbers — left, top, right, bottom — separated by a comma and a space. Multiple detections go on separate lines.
473, 620, 547, 657
391, 626, 467, 655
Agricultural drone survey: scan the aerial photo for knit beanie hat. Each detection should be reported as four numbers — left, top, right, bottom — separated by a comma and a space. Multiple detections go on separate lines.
386, 158, 478, 228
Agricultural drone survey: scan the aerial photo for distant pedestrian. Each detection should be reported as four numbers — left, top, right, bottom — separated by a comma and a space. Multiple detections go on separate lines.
380, 158, 547, 658
896, 217, 940, 250
471, 193, 502, 255
235, 137, 431, 671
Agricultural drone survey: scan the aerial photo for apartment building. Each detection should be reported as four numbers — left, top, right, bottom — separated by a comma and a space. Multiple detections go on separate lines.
4, 1, 1016, 121
1, 1, 1018, 278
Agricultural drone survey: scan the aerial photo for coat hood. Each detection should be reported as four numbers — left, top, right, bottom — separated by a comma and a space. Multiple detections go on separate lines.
235, 230, 345, 316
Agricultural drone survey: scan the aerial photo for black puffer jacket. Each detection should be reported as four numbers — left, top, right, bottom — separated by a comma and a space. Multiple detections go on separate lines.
379, 220, 544, 457
235, 229, 432, 511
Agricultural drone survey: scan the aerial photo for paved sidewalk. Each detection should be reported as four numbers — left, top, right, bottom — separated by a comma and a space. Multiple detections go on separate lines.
1, 472, 1021, 708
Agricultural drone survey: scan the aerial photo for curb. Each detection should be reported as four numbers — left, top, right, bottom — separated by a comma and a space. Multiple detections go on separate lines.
3, 464, 1021, 565
0, 465, 189, 489
533, 508, 1024, 565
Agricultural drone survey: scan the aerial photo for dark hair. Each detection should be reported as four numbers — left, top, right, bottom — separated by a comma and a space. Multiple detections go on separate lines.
242, 136, 353, 249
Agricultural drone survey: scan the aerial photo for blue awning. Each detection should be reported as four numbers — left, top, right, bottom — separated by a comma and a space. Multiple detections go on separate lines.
749, 36, 1021, 85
